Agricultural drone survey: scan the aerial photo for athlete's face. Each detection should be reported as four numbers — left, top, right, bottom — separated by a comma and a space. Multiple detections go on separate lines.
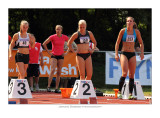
126, 17, 134, 28
55, 26, 62, 35
21, 24, 29, 32
79, 24, 86, 32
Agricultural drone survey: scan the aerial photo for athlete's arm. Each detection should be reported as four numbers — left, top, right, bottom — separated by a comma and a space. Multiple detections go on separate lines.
88, 31, 97, 50
9, 33, 18, 60
67, 32, 78, 53
115, 29, 124, 61
42, 38, 53, 56
40, 52, 44, 66
136, 29, 144, 60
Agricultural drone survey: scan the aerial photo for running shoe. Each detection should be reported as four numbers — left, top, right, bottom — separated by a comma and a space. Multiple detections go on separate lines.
47, 87, 51, 92
35, 84, 39, 91
128, 95, 137, 100
55, 89, 61, 93
30, 87, 34, 92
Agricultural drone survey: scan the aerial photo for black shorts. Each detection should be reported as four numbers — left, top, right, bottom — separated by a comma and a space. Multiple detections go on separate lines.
121, 51, 136, 60
51, 55, 64, 60
27, 64, 40, 77
15, 53, 29, 64
77, 53, 91, 60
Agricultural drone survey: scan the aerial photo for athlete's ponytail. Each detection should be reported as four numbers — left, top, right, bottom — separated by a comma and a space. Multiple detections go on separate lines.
133, 22, 137, 29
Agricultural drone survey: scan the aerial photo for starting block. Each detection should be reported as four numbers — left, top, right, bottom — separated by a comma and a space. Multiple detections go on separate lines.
20, 98, 28, 104
70, 80, 96, 99
80, 99, 89, 104
121, 81, 145, 100
89, 97, 97, 104
8, 79, 32, 98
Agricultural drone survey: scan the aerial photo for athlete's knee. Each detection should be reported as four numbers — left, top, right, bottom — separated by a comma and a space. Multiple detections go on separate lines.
57, 70, 61, 76
122, 72, 128, 77
19, 71, 25, 79
50, 68, 56, 75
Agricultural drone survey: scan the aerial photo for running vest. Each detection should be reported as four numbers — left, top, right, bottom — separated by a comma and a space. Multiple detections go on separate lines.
29, 42, 41, 64
16, 32, 30, 48
74, 30, 90, 44
122, 28, 137, 42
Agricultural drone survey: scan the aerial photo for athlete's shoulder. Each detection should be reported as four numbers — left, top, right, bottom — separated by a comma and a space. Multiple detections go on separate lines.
62, 34, 69, 41
88, 30, 92, 34
51, 34, 57, 37
49, 34, 56, 39
73, 32, 78, 37
62, 34, 68, 38
119, 28, 126, 36
121, 28, 126, 32
135, 29, 140, 33
12, 33, 19, 40
88, 30, 94, 35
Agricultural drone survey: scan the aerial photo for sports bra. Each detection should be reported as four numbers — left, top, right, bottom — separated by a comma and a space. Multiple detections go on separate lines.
16, 32, 30, 48
74, 30, 90, 44
122, 28, 137, 42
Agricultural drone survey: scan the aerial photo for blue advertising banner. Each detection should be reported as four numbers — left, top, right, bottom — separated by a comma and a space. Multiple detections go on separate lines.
105, 52, 152, 85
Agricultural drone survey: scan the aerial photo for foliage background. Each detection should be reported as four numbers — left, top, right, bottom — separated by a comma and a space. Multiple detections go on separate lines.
9, 8, 151, 52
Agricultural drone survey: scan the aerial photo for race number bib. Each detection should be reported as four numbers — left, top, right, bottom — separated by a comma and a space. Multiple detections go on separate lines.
126, 35, 135, 42
80, 36, 90, 43
19, 40, 29, 46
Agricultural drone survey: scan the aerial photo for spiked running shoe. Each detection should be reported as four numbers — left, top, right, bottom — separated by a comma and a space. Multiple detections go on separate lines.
118, 93, 122, 99
35, 84, 39, 91
55, 89, 61, 93
128, 95, 137, 100
47, 87, 51, 92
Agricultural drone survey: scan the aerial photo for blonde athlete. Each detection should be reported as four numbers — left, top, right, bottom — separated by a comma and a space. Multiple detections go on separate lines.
115, 17, 144, 99
9, 20, 35, 79
68, 19, 97, 80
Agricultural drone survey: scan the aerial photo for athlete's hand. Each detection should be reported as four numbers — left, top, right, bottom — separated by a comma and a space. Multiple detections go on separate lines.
115, 54, 120, 62
40, 61, 44, 66
9, 55, 13, 61
88, 48, 94, 54
49, 52, 53, 56
62, 53, 68, 57
140, 53, 144, 60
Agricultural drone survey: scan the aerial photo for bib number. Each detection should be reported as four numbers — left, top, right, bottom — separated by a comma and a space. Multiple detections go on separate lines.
80, 36, 90, 43
19, 40, 29, 46
126, 35, 134, 42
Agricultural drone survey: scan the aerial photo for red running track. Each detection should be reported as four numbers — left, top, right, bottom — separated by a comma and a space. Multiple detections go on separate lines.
8, 92, 152, 104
